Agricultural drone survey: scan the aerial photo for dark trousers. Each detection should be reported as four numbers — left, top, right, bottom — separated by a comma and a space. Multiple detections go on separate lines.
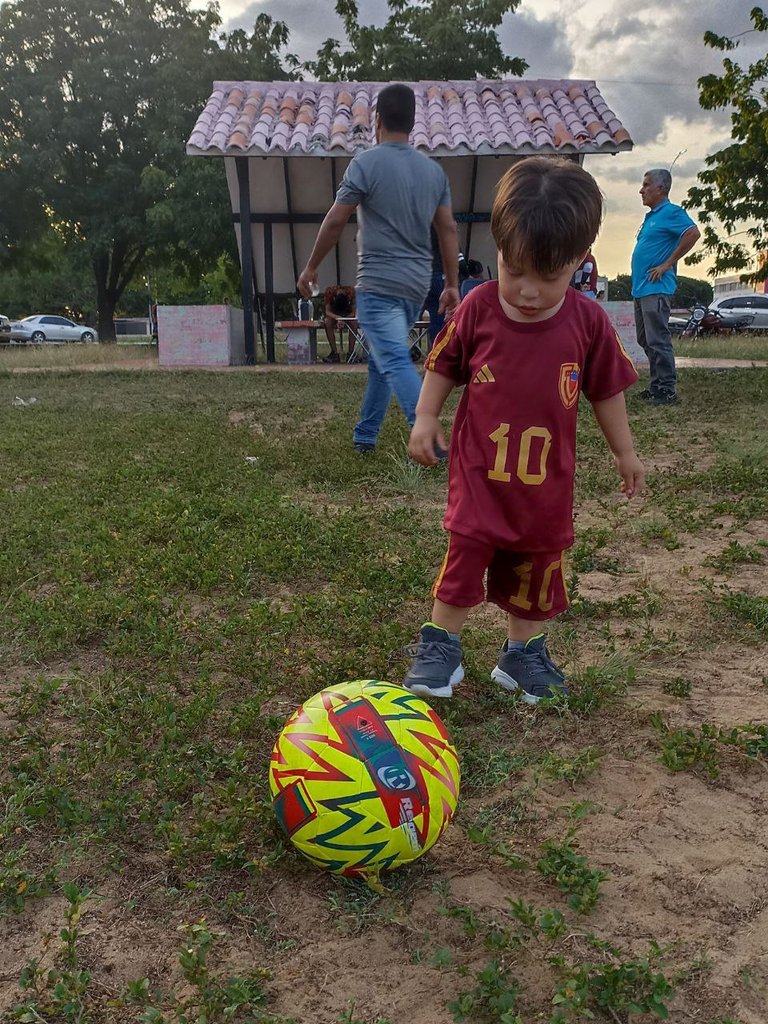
423, 271, 446, 348
634, 294, 676, 394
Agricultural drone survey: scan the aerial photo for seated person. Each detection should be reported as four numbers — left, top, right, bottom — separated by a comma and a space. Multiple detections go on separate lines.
460, 259, 485, 298
571, 251, 598, 299
423, 228, 447, 350
323, 285, 356, 363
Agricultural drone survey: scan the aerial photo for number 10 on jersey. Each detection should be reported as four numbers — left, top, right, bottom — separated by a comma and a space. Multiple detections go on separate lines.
488, 424, 553, 486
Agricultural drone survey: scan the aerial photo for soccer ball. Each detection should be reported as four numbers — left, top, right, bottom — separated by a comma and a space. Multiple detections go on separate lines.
269, 679, 461, 881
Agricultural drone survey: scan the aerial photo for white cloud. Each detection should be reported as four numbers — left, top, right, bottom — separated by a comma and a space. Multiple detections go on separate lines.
190, 0, 768, 277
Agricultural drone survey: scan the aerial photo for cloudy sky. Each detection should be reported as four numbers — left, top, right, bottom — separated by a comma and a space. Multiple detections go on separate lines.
198, 0, 763, 281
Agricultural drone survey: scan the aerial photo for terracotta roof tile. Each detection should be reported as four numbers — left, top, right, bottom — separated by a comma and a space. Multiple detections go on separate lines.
187, 79, 633, 157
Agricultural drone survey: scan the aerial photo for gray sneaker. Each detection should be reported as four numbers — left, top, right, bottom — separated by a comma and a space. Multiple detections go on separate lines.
402, 623, 464, 698
491, 634, 568, 704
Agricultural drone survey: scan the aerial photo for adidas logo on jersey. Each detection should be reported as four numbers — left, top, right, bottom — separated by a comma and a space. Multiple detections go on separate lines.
472, 364, 495, 384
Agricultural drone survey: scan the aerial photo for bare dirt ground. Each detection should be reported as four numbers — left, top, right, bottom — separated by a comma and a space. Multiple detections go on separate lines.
1, 363, 766, 1024
1, 511, 766, 1024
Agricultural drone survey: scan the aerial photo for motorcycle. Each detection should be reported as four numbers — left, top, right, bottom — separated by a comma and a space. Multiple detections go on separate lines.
681, 303, 754, 340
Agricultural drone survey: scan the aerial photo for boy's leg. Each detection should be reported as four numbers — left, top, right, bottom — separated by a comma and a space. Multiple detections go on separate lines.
487, 550, 569, 704
506, 613, 549, 643
402, 533, 491, 698
431, 599, 473, 634
401, 604, 470, 699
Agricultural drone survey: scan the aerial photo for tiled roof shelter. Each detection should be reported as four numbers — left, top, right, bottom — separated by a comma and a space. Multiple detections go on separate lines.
187, 80, 633, 361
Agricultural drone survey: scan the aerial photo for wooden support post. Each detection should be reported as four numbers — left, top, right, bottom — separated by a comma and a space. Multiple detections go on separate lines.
264, 221, 275, 363
236, 157, 256, 365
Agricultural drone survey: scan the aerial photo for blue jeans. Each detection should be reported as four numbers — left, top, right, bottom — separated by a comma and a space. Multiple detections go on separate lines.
353, 291, 424, 446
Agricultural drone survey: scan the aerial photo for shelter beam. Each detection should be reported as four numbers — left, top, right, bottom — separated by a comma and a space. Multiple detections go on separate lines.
465, 157, 479, 258
231, 213, 487, 224
235, 157, 256, 364
283, 159, 299, 287
264, 221, 276, 363
331, 161, 341, 284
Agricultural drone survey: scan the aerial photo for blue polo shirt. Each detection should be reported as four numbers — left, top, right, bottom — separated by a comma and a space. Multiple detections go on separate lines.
631, 199, 696, 298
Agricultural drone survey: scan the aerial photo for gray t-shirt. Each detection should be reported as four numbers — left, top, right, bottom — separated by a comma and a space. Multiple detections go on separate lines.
335, 143, 451, 305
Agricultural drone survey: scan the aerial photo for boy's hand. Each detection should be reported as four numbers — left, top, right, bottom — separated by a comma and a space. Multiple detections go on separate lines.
409, 413, 447, 466
616, 451, 645, 498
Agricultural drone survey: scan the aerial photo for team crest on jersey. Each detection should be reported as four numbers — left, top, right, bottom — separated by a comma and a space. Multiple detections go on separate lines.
558, 362, 581, 409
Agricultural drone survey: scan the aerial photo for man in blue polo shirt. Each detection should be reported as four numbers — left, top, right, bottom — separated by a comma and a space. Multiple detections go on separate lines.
632, 169, 700, 405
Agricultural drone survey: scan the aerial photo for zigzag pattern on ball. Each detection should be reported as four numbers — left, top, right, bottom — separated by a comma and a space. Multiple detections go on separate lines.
269, 680, 461, 880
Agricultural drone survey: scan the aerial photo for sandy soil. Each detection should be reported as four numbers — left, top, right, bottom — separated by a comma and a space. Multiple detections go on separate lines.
1, 512, 767, 1024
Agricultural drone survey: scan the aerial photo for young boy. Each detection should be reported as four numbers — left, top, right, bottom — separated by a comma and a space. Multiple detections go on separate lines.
403, 157, 644, 703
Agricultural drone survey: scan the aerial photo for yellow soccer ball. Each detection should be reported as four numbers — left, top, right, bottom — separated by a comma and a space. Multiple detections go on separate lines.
269, 680, 461, 881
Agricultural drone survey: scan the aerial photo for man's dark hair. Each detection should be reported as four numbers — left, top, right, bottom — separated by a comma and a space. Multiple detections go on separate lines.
329, 289, 353, 316
376, 83, 416, 134
467, 259, 484, 277
491, 157, 604, 274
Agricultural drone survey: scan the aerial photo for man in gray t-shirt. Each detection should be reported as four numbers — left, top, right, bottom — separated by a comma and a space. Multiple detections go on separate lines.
298, 83, 459, 453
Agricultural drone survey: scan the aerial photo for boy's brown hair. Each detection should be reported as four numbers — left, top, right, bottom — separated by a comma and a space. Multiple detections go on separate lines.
491, 157, 604, 274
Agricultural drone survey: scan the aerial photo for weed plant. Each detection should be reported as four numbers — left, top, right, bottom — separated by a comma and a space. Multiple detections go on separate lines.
0, 364, 765, 1022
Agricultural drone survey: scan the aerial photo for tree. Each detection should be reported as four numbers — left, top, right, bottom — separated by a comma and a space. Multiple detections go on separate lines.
685, 7, 768, 284
608, 275, 633, 301
212, 13, 300, 82
672, 275, 714, 306
0, 2, 296, 340
141, 15, 299, 292
607, 274, 712, 305
0, 0, 222, 340
0, 227, 96, 322
305, 0, 528, 81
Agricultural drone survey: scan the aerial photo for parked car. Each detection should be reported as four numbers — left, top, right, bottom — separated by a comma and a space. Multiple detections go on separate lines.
709, 294, 768, 330
9, 314, 98, 344
0, 313, 10, 340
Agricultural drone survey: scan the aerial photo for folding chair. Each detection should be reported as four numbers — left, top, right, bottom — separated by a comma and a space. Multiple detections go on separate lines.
408, 320, 430, 362
337, 318, 368, 363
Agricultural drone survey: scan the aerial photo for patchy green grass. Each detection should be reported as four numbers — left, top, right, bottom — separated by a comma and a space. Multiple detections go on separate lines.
0, 340, 156, 370
0, 363, 766, 1023
673, 333, 768, 361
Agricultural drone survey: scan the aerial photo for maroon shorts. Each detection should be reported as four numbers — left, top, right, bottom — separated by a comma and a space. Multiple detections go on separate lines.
432, 531, 569, 620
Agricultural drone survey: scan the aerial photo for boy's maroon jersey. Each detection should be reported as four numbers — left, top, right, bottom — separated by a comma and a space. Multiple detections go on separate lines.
425, 283, 638, 551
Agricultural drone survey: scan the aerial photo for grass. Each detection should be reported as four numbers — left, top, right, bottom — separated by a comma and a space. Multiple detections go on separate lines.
0, 361, 766, 1022
0, 339, 156, 370
673, 332, 768, 361
0, 330, 338, 370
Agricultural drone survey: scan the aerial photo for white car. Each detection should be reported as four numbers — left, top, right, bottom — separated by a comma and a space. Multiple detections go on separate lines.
709, 294, 768, 330
0, 313, 10, 340
9, 314, 98, 344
